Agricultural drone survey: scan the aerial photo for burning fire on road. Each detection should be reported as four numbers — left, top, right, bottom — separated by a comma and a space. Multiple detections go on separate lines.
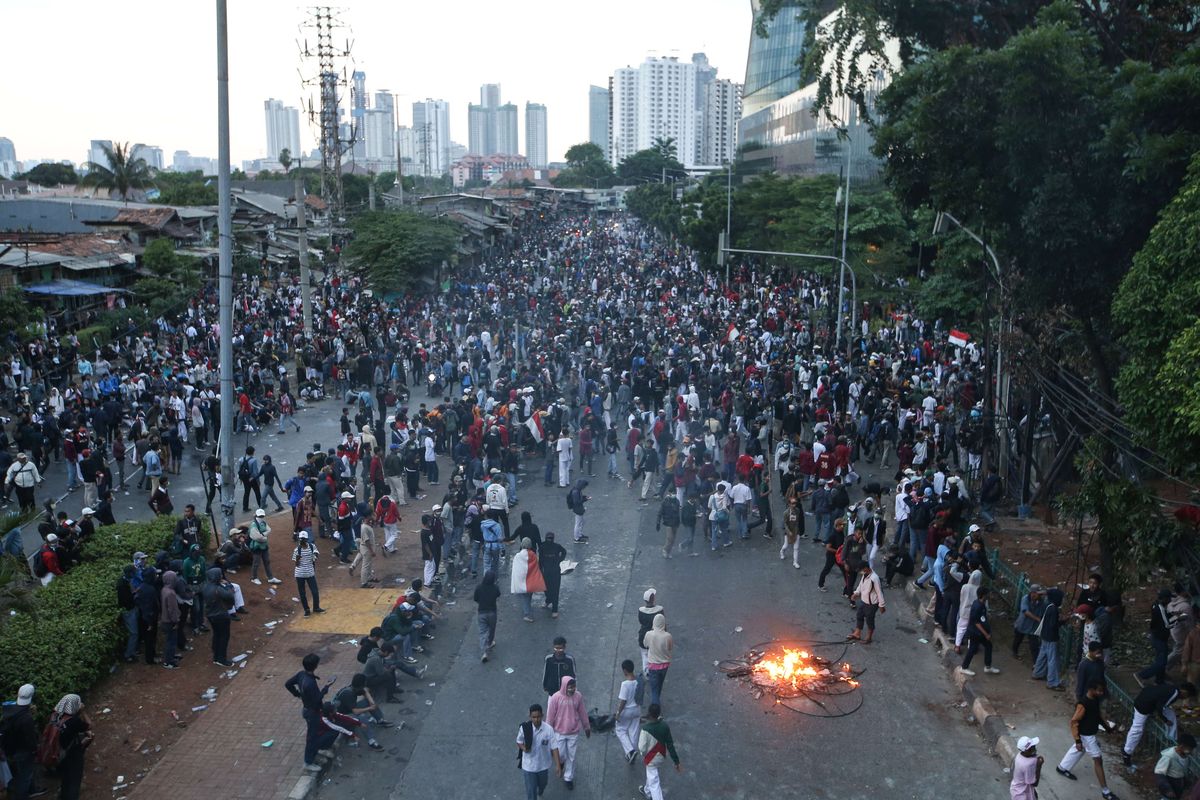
719, 640, 865, 717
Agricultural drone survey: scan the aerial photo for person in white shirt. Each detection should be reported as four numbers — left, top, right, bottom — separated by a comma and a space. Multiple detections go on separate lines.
613, 659, 642, 764
847, 562, 886, 644
516, 704, 562, 800
423, 431, 438, 485
556, 434, 574, 488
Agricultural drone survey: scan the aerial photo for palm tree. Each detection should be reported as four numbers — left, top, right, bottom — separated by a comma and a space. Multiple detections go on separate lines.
278, 148, 293, 174
82, 141, 154, 202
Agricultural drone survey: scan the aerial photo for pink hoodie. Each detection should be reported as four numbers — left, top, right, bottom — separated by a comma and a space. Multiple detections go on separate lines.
545, 675, 590, 736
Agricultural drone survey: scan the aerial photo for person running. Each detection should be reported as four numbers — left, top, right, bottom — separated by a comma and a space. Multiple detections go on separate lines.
637, 703, 682, 800
1055, 680, 1121, 800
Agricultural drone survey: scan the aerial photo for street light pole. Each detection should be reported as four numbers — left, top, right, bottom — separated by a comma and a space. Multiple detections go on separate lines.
835, 108, 855, 353
215, 0, 235, 537
722, 246, 856, 365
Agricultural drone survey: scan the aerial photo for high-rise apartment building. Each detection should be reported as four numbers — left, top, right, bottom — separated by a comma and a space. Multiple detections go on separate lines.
397, 126, 416, 164
131, 143, 165, 170
588, 86, 610, 160
525, 103, 548, 168
636, 57, 696, 168
481, 84, 501, 110
467, 104, 491, 155
0, 138, 16, 179
609, 68, 639, 167
496, 103, 519, 156
263, 99, 302, 164
703, 79, 742, 165
412, 99, 450, 176
87, 139, 114, 169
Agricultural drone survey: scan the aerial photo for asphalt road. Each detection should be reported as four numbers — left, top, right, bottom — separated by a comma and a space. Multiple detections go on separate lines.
310, 454, 1016, 800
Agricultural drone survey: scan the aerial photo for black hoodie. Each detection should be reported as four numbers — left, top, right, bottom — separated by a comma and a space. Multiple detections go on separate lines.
0, 704, 37, 756
473, 571, 500, 612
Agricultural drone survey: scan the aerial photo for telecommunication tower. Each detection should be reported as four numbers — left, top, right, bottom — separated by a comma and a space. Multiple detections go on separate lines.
299, 7, 355, 221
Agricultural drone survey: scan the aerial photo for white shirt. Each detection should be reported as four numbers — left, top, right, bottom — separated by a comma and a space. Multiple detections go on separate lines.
894, 490, 910, 522
485, 482, 508, 511
618, 678, 639, 711
423, 435, 436, 462
516, 720, 558, 773
852, 571, 886, 607
728, 482, 754, 505
556, 436, 573, 461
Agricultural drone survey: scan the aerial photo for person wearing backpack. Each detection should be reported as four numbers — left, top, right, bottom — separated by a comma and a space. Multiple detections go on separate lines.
32, 534, 63, 586
516, 704, 562, 800
239, 446, 262, 514
613, 659, 643, 765
49, 693, 93, 800
567, 479, 590, 544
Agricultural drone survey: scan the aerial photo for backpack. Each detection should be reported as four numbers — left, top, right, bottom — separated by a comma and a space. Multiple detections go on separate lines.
835, 543, 846, 566
634, 673, 646, 707
35, 712, 69, 767
238, 458, 251, 482
32, 548, 49, 578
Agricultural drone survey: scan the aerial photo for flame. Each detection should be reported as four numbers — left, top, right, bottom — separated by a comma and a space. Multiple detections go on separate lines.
752, 648, 822, 690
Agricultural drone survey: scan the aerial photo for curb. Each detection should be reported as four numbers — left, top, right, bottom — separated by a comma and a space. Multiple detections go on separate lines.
903, 581, 1021, 766
286, 745, 339, 800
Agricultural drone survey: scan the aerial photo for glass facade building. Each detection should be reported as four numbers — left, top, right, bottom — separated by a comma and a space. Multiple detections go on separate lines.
742, 1, 809, 117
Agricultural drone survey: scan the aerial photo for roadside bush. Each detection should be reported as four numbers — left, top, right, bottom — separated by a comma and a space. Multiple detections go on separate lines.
0, 515, 182, 719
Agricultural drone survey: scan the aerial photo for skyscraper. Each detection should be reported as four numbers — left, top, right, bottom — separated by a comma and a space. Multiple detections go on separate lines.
525, 103, 548, 168
364, 91, 396, 163
588, 86, 610, 161
496, 103, 519, 156
131, 143, 165, 170
263, 99, 302, 164
703, 79, 742, 165
481, 84, 501, 110
412, 99, 450, 176
87, 139, 114, 170
636, 57, 697, 168
741, 0, 809, 117
609, 68, 639, 167
467, 104, 491, 155
0, 137, 16, 178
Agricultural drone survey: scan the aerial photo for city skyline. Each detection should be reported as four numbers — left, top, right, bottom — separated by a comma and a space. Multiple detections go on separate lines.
0, 0, 749, 168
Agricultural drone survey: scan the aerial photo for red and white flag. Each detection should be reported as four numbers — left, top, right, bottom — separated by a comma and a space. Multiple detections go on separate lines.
525, 414, 544, 443
727, 323, 740, 342
948, 329, 971, 347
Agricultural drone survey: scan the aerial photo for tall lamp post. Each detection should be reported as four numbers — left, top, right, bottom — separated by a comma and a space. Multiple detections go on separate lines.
721, 246, 857, 365
216, 0, 235, 538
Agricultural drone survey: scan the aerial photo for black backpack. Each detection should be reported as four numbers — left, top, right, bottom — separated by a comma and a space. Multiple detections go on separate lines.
238, 458, 251, 481
32, 548, 49, 578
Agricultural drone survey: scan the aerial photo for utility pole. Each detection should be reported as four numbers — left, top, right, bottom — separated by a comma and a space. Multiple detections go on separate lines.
215, 0, 235, 536
295, 173, 312, 338
300, 7, 353, 221
368, 177, 376, 211
835, 107, 854, 357
724, 161, 733, 284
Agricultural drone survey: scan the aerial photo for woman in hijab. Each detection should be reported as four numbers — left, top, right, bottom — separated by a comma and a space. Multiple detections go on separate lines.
956, 569, 984, 654
54, 693, 94, 800
539, 531, 566, 618
509, 537, 546, 623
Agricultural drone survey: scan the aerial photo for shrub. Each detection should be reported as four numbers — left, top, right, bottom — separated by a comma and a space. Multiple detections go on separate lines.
0, 515, 182, 719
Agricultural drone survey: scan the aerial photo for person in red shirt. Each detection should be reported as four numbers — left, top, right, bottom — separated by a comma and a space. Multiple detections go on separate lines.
38, 534, 64, 584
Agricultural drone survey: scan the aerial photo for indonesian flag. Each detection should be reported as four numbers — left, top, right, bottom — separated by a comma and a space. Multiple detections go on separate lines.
948, 329, 971, 347
728, 323, 740, 342
510, 548, 547, 594
525, 413, 544, 443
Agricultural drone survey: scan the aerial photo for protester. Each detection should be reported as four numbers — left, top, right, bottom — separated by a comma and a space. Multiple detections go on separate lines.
52, 693, 94, 800
293, 531, 325, 617
1055, 680, 1120, 800
643, 614, 673, 708
516, 704, 562, 800
1009, 735, 1043, 800
474, 571, 501, 662
638, 703, 682, 800
544, 676, 590, 790
614, 659, 642, 765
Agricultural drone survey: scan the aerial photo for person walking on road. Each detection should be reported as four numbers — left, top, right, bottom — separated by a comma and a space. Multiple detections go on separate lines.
474, 571, 500, 662
516, 704, 562, 800
656, 493, 680, 558
542, 637, 577, 702
1055, 680, 1121, 800
350, 504, 378, 588
5, 452, 42, 512
1010, 735, 1044, 800
614, 659, 642, 765
238, 446, 262, 514
638, 703, 682, 800
545, 676, 591, 790
847, 562, 886, 644
638, 589, 664, 674
1031, 587, 1066, 690
960, 586, 1000, 676
539, 532, 566, 618
567, 479, 590, 543
643, 614, 673, 708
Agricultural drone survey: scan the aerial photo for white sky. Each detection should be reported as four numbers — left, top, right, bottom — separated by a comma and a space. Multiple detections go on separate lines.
1, 0, 751, 167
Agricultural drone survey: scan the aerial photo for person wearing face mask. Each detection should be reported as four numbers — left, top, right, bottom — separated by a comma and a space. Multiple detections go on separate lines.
544, 676, 591, 791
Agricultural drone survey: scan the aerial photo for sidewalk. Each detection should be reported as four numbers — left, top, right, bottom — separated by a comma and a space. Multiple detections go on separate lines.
903, 582, 1143, 800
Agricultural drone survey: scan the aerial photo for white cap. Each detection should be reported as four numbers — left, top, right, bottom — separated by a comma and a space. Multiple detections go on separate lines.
341, 491, 355, 499
255, 509, 267, 518
45, 533, 58, 544
17, 684, 34, 706
80, 507, 94, 516
1017, 736, 1039, 752
297, 531, 309, 540
968, 524, 981, 534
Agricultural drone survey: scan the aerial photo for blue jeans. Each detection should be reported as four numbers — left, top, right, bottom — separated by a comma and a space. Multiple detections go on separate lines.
426, 460, 438, 483
518, 592, 533, 618
303, 707, 336, 765
710, 517, 731, 549
1032, 639, 1060, 687
647, 666, 668, 706
735, 505, 749, 539
813, 513, 830, 543
389, 632, 416, 659
522, 769, 549, 800
916, 556, 936, 586
66, 461, 79, 490
470, 540, 482, 575
909, 527, 926, 561
483, 546, 502, 576
608, 452, 618, 476
894, 519, 910, 553
1137, 637, 1169, 683
680, 523, 696, 553
122, 608, 140, 660
507, 472, 518, 503
979, 502, 996, 526
478, 611, 496, 653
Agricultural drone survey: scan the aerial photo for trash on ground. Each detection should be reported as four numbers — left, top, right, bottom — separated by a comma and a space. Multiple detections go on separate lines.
261, 739, 274, 748
505, 667, 514, 674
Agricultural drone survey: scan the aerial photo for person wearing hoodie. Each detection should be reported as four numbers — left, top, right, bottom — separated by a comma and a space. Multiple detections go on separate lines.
539, 532, 566, 618
1, 684, 39, 800
160, 570, 182, 669
135, 566, 161, 665
545, 676, 591, 790
542, 636, 578, 699
567, 479, 590, 543
637, 703, 682, 800
1032, 587, 1066, 690
637, 589, 664, 674
203, 566, 236, 667
956, 569, 984, 654
473, 571, 501, 662
643, 613, 673, 707
117, 564, 139, 662
514, 511, 542, 551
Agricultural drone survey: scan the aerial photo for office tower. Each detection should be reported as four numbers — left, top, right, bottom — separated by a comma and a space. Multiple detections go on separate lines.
468, 104, 490, 155
703, 79, 742, 165
412, 99, 450, 175
481, 83, 501, 110
87, 139, 114, 169
263, 98, 302, 163
741, 0, 809, 117
588, 86, 610, 161
496, 103, 519, 155
609, 68, 639, 167
525, 103, 548, 168
131, 144, 165, 170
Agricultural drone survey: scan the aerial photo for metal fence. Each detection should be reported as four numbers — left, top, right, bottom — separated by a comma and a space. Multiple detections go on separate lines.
987, 548, 1200, 776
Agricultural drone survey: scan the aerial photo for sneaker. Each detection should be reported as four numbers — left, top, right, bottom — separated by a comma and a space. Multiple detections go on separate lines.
368, 740, 383, 750
984, 666, 1001, 674
481, 654, 489, 663
523, 616, 535, 623
818, 586, 828, 592
251, 578, 262, 585
163, 662, 178, 670
1101, 791, 1119, 800
418, 664, 429, 677
214, 659, 234, 667
626, 750, 637, 765
1055, 766, 1076, 780
959, 668, 976, 676
268, 577, 282, 584
403, 656, 418, 664
313, 607, 327, 613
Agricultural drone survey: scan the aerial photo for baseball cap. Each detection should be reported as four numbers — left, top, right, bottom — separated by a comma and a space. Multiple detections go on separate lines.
255, 509, 267, 518
968, 524, 981, 533
80, 507, 94, 516
133, 551, 148, 560
16, 684, 34, 706
297, 531, 309, 540
303, 485, 314, 493
341, 491, 354, 499
46, 533, 58, 544
1017, 736, 1039, 752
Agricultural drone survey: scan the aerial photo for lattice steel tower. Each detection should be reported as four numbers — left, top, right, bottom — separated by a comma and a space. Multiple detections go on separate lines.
299, 7, 355, 220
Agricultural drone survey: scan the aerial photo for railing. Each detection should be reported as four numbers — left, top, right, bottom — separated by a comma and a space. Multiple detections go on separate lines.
988, 548, 1200, 776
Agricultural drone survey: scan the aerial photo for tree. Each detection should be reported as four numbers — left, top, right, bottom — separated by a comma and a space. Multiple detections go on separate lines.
342, 174, 371, 208
617, 139, 685, 184
344, 211, 462, 293
1112, 151, 1200, 472
135, 239, 202, 316
278, 148, 293, 174
16, 163, 78, 186
626, 183, 683, 238
81, 141, 154, 202
552, 143, 615, 189
152, 171, 217, 206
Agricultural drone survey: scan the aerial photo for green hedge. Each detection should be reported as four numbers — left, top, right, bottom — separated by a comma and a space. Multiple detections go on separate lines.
0, 515, 181, 717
